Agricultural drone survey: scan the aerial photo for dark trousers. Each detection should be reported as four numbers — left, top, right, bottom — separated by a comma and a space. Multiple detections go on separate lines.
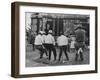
67, 44, 70, 52
32, 43, 35, 51
35, 45, 48, 59
75, 42, 85, 61
44, 44, 56, 60
58, 45, 69, 61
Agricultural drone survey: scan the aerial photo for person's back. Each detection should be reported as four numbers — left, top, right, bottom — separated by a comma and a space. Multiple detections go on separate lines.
74, 26, 86, 61
57, 34, 69, 61
34, 34, 43, 45
75, 29, 86, 42
45, 34, 55, 45
42, 34, 46, 43
57, 35, 68, 46
44, 30, 56, 60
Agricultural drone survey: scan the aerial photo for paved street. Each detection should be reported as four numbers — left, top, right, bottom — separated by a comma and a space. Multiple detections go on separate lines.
26, 44, 89, 67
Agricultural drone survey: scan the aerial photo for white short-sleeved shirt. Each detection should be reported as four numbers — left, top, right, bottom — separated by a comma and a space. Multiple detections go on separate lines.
44, 34, 55, 45
34, 34, 43, 45
42, 35, 47, 43
57, 35, 68, 46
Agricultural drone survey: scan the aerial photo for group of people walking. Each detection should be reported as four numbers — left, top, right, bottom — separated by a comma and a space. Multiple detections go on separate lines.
34, 24, 86, 62
34, 30, 57, 61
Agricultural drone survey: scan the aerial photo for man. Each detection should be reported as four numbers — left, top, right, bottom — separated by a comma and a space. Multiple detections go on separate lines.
70, 34, 76, 53
57, 32, 69, 61
74, 24, 86, 61
41, 31, 48, 57
34, 31, 47, 59
44, 30, 57, 61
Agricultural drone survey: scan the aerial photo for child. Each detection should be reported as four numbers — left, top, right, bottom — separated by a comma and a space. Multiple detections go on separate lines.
70, 35, 76, 53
